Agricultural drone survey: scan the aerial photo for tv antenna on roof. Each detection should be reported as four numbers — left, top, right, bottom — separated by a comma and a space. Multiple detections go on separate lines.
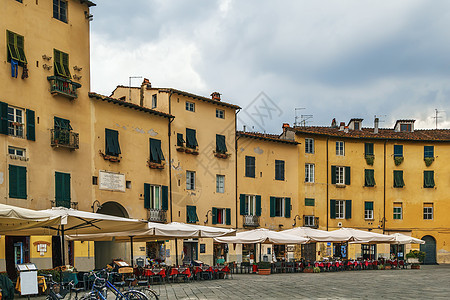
433, 109, 445, 129
294, 108, 305, 127
128, 76, 142, 102
300, 115, 313, 127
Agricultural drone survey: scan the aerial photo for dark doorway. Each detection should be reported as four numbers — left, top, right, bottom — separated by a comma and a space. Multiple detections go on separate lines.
333, 243, 348, 259
273, 245, 286, 261
5, 236, 30, 280
301, 243, 316, 263
182, 240, 198, 264
390, 244, 405, 260
420, 235, 437, 264
361, 244, 376, 260
52, 236, 62, 268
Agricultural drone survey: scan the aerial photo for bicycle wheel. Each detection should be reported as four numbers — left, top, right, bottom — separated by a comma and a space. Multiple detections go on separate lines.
122, 290, 150, 300
79, 291, 99, 300
141, 288, 159, 300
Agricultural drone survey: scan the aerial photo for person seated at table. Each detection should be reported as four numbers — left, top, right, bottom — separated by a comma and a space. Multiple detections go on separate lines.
217, 256, 225, 265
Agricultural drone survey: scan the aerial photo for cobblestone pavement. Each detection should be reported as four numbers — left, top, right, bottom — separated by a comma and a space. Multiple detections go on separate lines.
146, 265, 450, 299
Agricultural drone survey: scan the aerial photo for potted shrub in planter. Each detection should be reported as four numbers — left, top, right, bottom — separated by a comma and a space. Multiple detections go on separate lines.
406, 250, 425, 269
257, 261, 272, 275
303, 266, 314, 273
313, 267, 320, 273
377, 264, 385, 270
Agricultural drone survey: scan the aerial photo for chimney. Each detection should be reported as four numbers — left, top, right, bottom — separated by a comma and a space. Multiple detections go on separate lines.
374, 117, 379, 134
142, 78, 151, 89
282, 123, 289, 133
344, 126, 349, 133
211, 92, 221, 101
339, 122, 345, 131
243, 125, 246, 132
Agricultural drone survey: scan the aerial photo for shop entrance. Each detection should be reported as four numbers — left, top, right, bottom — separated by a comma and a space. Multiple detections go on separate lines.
333, 243, 347, 259
213, 243, 227, 264
301, 243, 316, 263
147, 241, 166, 264
182, 240, 198, 265
5, 236, 30, 280
361, 244, 376, 260
274, 245, 286, 262
420, 235, 437, 264
390, 244, 405, 260
242, 244, 255, 263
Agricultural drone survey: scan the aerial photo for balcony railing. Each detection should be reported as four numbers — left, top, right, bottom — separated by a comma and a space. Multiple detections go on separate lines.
51, 200, 78, 209
148, 209, 167, 223
51, 129, 79, 149
47, 76, 82, 99
243, 215, 260, 227
303, 217, 319, 229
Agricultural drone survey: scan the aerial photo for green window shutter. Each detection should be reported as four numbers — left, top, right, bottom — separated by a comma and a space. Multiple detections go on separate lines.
63, 173, 70, 203
177, 133, 185, 147
330, 200, 336, 219
26, 109, 35, 141
9, 165, 26, 199
216, 134, 227, 153
7, 31, 26, 63
255, 195, 261, 216
55, 172, 63, 201
305, 198, 315, 206
365, 201, 374, 211
161, 185, 169, 210
245, 156, 255, 178
239, 194, 246, 215
186, 205, 198, 223
62, 52, 71, 79
55, 172, 70, 207
424, 171, 435, 188
345, 167, 351, 185
393, 170, 405, 188
424, 146, 434, 158
186, 128, 198, 149
345, 200, 352, 219
16, 34, 26, 63
54, 49, 65, 77
270, 197, 275, 217
365, 143, 374, 156
0, 101, 9, 135
212, 207, 218, 225
284, 197, 291, 218
150, 138, 164, 163
144, 183, 150, 209
105, 129, 121, 156
226, 208, 231, 225
8, 165, 17, 198
364, 169, 375, 187
331, 166, 336, 184
394, 145, 403, 157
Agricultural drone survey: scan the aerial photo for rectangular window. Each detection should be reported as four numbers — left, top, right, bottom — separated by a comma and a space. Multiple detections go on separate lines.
305, 198, 315, 206
54, 116, 72, 145
394, 145, 403, 158
304, 215, 315, 227
186, 171, 195, 190
216, 109, 225, 119
275, 160, 285, 181
149, 185, 161, 209
245, 195, 256, 215
393, 170, 405, 188
55, 171, 70, 208
274, 197, 285, 217
149, 138, 165, 164
53, 0, 67, 23
177, 133, 185, 147
8, 146, 25, 158
336, 200, 345, 219
185, 101, 195, 112
216, 134, 227, 153
423, 203, 433, 220
216, 208, 226, 225
245, 156, 255, 178
364, 143, 374, 156
105, 128, 121, 157
423, 171, 435, 188
186, 205, 198, 223
216, 175, 225, 193
185, 128, 198, 149
305, 163, 314, 183
364, 169, 375, 187
8, 106, 24, 138
364, 201, 374, 220
53, 49, 71, 78
424, 146, 434, 158
305, 138, 314, 154
400, 124, 411, 132
393, 203, 402, 220
151, 94, 157, 108
336, 166, 345, 185
9, 165, 27, 199
336, 141, 345, 156
6, 30, 26, 64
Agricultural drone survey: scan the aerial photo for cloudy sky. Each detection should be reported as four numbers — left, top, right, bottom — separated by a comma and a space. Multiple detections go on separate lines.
90, 0, 450, 133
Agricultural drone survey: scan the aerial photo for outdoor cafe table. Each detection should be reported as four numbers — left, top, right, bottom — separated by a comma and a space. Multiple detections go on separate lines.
144, 268, 166, 278
194, 266, 213, 279
169, 267, 192, 278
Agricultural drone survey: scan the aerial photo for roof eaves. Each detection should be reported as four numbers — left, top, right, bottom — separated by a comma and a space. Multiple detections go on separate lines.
237, 131, 298, 145
169, 89, 241, 110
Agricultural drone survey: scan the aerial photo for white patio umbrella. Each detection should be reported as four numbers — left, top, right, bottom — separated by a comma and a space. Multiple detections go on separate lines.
389, 233, 425, 245
333, 228, 395, 243
283, 227, 348, 242
0, 203, 61, 233
213, 228, 309, 244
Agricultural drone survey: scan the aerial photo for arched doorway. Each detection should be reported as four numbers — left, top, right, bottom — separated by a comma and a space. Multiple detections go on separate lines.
94, 201, 130, 269
420, 235, 437, 264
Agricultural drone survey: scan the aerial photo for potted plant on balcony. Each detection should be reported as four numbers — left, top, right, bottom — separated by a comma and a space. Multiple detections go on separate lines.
365, 155, 374, 166
257, 261, 271, 275
424, 157, 434, 167
394, 156, 404, 166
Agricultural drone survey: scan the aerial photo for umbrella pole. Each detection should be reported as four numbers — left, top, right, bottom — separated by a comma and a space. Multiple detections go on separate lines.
61, 225, 65, 266
130, 236, 134, 267
259, 243, 262, 262
175, 238, 179, 266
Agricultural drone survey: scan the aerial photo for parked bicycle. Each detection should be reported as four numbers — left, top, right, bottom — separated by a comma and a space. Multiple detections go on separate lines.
80, 270, 158, 300
43, 274, 83, 300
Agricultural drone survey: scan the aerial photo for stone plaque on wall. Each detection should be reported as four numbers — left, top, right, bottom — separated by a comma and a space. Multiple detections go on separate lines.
99, 171, 125, 192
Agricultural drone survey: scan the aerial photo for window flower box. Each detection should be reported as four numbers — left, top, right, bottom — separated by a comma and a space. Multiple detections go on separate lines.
214, 152, 231, 159
148, 160, 165, 169
99, 151, 121, 162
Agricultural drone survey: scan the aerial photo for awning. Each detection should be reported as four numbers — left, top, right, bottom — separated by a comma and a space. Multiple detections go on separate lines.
333, 228, 395, 244
283, 227, 348, 242
0, 204, 61, 233
214, 228, 309, 245
388, 233, 425, 245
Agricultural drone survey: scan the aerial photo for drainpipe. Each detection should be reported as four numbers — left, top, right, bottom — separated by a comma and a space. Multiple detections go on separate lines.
326, 137, 329, 231
383, 140, 387, 234
235, 108, 241, 230
168, 90, 178, 266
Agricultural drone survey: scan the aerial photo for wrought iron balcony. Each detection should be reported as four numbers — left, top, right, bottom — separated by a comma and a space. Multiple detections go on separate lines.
303, 216, 319, 229
51, 200, 78, 209
47, 76, 82, 99
243, 215, 260, 227
51, 129, 79, 149
148, 209, 167, 223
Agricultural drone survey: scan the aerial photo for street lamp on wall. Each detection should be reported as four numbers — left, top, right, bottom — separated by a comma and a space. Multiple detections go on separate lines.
204, 209, 212, 224
292, 215, 302, 227
91, 200, 102, 213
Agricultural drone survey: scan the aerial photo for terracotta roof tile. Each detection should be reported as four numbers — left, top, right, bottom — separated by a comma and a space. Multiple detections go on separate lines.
237, 131, 298, 145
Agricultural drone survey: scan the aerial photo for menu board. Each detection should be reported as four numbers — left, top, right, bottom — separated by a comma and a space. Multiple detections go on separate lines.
99, 171, 125, 192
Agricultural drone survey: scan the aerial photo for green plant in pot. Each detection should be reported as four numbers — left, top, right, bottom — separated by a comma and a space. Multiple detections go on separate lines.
365, 155, 375, 166
313, 267, 320, 273
304, 266, 314, 273
405, 250, 425, 269
257, 261, 272, 275
424, 157, 434, 167
394, 156, 404, 166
